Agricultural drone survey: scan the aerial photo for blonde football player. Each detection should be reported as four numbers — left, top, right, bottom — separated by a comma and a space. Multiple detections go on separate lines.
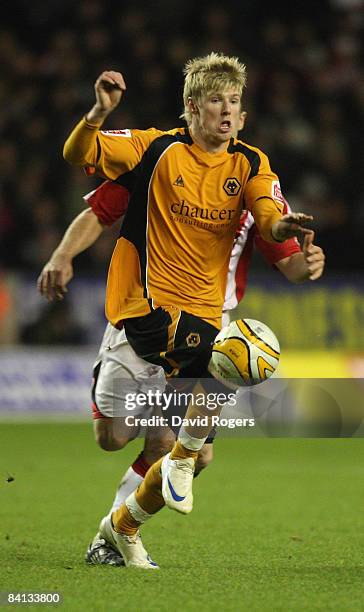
38, 178, 324, 566
63, 52, 316, 568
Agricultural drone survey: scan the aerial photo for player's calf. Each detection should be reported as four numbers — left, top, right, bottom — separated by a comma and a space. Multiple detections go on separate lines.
195, 443, 213, 475
143, 428, 176, 465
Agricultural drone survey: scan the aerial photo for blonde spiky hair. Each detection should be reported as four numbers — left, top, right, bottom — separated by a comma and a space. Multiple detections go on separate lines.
181, 52, 247, 124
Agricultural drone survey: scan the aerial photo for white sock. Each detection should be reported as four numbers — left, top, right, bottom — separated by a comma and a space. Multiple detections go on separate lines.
110, 467, 144, 512
178, 425, 205, 451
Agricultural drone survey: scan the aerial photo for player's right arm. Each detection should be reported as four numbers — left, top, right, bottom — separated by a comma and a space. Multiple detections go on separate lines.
63, 71, 126, 168
37, 181, 129, 301
254, 196, 325, 282
275, 232, 325, 281
63, 71, 158, 178
37, 208, 105, 301
88, 70, 126, 124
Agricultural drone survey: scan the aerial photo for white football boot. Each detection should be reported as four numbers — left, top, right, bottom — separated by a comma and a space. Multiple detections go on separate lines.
98, 514, 159, 570
161, 452, 195, 514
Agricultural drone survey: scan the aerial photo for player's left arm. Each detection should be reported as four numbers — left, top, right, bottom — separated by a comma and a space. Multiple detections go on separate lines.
275, 231, 325, 282
243, 149, 313, 242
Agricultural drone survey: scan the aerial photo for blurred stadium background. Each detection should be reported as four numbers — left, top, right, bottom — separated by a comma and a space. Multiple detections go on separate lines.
2, 3, 364, 608
0, 0, 363, 419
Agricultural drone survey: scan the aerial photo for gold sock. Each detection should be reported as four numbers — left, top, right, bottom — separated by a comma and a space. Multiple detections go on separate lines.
112, 457, 165, 535
135, 457, 165, 514
112, 505, 139, 536
170, 440, 198, 460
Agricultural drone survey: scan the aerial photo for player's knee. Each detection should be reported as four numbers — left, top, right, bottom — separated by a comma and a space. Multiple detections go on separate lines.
143, 438, 175, 464
95, 430, 129, 451
94, 420, 130, 451
195, 445, 214, 473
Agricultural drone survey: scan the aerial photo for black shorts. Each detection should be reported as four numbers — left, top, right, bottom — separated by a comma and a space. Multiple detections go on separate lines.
124, 307, 224, 443
124, 306, 219, 379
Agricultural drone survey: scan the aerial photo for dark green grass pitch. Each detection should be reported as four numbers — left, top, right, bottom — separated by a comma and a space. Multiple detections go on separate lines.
1, 424, 364, 612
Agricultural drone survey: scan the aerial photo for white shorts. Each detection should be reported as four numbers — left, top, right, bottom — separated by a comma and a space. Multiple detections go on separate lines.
222, 310, 230, 328
92, 323, 166, 419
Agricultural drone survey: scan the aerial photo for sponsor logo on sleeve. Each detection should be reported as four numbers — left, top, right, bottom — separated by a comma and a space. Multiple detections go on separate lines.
100, 129, 132, 137
271, 180, 286, 205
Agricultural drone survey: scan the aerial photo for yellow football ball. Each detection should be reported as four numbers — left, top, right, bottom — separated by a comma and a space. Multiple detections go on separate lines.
208, 318, 280, 389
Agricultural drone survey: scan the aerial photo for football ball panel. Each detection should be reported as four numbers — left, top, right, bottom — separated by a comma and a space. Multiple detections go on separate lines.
257, 355, 276, 379
236, 319, 280, 358
212, 339, 252, 383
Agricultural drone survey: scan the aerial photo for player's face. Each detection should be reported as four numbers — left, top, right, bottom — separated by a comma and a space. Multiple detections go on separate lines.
190, 88, 244, 152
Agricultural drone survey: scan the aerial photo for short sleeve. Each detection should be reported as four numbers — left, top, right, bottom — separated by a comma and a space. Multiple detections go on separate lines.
83, 181, 129, 226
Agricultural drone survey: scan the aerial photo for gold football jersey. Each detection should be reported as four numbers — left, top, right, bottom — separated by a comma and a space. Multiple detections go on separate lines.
64, 119, 284, 327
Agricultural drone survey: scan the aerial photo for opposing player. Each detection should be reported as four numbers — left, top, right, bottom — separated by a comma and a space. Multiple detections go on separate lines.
63, 52, 316, 568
